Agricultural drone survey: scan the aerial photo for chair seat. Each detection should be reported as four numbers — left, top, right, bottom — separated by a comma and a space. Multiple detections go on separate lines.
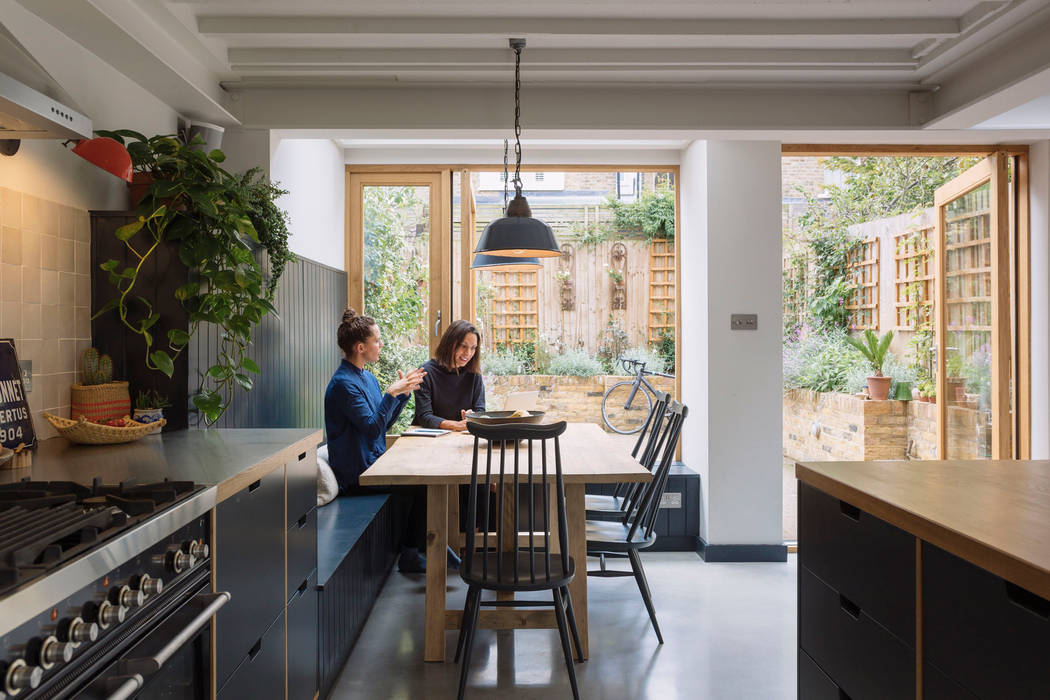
460, 551, 576, 591
585, 519, 657, 552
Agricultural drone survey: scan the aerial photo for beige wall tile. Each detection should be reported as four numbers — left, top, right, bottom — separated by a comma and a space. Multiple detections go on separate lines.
59, 339, 77, 373
59, 305, 74, 339
1, 227, 22, 265
22, 266, 40, 304
59, 272, 75, 306
21, 230, 40, 269
58, 239, 75, 273
54, 373, 74, 409
42, 305, 60, 341
1, 263, 21, 302
21, 195, 41, 232
74, 241, 90, 275
27, 377, 43, 414
74, 211, 90, 243
21, 303, 41, 340
75, 273, 91, 308
1, 300, 20, 337
34, 411, 57, 440
41, 235, 58, 270
59, 206, 76, 240
0, 189, 20, 229
17, 339, 41, 367
41, 339, 60, 374
41, 270, 59, 305
75, 306, 90, 339
42, 201, 60, 237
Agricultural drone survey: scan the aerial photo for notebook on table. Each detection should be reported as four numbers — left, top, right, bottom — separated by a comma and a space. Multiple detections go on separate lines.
401, 427, 451, 437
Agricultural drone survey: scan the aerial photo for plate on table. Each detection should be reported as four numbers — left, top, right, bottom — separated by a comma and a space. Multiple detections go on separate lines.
465, 410, 546, 426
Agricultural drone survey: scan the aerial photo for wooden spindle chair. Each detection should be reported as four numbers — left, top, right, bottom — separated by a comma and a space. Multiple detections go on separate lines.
455, 420, 582, 700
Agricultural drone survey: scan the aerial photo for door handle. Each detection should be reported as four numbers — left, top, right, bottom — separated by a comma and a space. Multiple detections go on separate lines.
434, 309, 442, 338
104, 673, 144, 700
120, 592, 231, 676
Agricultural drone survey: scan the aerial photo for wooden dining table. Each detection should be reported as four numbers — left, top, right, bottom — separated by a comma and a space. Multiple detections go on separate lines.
359, 422, 651, 662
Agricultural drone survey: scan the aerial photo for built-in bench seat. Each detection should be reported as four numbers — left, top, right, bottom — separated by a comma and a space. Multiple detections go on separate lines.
316, 492, 406, 698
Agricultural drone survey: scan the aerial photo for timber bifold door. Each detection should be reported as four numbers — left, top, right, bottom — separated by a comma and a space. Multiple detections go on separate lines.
934, 153, 1021, 459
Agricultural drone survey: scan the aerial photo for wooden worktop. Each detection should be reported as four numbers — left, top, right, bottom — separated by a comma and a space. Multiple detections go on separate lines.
796, 459, 1050, 599
1, 428, 321, 503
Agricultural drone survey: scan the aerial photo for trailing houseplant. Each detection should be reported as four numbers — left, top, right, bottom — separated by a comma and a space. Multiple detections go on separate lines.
92, 129, 292, 424
845, 329, 895, 400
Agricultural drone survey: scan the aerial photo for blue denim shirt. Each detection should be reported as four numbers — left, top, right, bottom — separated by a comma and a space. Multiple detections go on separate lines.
324, 360, 409, 491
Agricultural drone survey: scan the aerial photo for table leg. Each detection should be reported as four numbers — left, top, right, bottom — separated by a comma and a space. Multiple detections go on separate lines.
497, 482, 517, 602
425, 484, 448, 662
447, 485, 460, 554
565, 484, 588, 661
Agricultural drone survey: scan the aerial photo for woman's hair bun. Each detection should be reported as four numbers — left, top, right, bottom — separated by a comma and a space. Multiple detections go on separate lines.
342, 308, 357, 323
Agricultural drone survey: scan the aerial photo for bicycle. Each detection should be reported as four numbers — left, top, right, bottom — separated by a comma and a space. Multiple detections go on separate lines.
601, 355, 674, 434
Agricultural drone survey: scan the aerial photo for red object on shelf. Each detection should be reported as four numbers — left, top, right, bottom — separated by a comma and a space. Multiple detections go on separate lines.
71, 137, 133, 182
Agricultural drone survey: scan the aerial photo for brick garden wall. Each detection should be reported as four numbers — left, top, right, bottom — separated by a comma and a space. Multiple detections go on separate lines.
484, 374, 675, 427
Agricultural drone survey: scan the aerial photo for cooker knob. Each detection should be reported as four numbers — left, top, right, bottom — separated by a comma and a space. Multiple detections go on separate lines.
117, 585, 145, 609
167, 549, 194, 573
4, 659, 43, 694
98, 600, 127, 629
41, 636, 74, 668
138, 574, 164, 597
186, 541, 209, 559
67, 617, 99, 645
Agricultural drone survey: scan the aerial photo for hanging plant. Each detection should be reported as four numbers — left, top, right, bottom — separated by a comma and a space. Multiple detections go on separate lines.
92, 129, 290, 424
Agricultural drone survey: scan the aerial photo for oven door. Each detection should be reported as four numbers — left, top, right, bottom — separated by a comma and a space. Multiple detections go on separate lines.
84, 586, 230, 700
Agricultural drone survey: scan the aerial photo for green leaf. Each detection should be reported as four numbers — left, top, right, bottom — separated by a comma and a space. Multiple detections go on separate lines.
168, 328, 192, 347
208, 149, 226, 162
141, 313, 161, 331
174, 282, 200, 301
150, 350, 175, 377
99, 259, 120, 272
91, 297, 121, 319
233, 268, 246, 287
206, 364, 230, 379
234, 373, 253, 391
119, 267, 137, 280
241, 357, 260, 374
115, 220, 144, 241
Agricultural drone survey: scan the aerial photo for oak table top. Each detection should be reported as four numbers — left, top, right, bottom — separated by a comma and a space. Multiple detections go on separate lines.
796, 459, 1050, 599
360, 422, 652, 486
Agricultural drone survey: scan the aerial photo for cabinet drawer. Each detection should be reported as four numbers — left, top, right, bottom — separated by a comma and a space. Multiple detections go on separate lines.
798, 649, 841, 700
923, 663, 979, 700
923, 543, 1050, 699
799, 481, 915, 645
287, 570, 318, 700
287, 447, 317, 527
215, 466, 286, 688
287, 507, 318, 603
800, 567, 914, 700
217, 609, 284, 700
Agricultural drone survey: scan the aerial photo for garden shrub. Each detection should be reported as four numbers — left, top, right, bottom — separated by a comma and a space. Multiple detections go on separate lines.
485, 347, 526, 376
547, 349, 604, 377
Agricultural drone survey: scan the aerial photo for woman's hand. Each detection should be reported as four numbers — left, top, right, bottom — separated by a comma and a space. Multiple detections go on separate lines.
441, 410, 472, 432
387, 368, 426, 397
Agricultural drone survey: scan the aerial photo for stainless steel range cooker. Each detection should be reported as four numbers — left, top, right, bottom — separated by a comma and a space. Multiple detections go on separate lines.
0, 478, 226, 699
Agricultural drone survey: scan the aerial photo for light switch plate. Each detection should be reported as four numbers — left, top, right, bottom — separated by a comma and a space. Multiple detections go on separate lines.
731, 314, 758, 331
659, 492, 682, 509
18, 360, 31, 392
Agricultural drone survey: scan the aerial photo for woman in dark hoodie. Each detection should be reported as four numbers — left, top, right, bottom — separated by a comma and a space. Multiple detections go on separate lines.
412, 319, 485, 429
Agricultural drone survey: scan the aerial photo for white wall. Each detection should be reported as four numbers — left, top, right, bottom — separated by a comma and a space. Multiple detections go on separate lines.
1031, 141, 1050, 458
269, 138, 345, 270
680, 140, 783, 547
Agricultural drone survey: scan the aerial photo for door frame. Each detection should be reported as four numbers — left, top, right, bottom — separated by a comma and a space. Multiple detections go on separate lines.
346, 169, 453, 355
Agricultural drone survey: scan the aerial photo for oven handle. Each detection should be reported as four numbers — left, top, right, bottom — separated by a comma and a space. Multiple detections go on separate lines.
104, 674, 144, 700
118, 591, 231, 679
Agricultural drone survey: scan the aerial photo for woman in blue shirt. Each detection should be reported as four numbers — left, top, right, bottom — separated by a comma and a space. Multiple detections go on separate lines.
324, 308, 427, 572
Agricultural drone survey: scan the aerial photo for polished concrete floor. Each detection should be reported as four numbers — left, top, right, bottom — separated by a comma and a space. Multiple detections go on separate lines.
329, 552, 798, 699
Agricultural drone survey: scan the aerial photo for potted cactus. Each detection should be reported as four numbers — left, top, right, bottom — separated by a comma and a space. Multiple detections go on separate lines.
134, 390, 171, 423
71, 348, 131, 423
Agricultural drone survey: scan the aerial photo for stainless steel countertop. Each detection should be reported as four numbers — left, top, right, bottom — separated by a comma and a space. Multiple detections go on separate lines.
1, 428, 321, 488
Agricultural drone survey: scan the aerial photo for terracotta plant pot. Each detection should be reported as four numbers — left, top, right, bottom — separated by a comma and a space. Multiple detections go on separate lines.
128, 172, 154, 209
866, 376, 892, 401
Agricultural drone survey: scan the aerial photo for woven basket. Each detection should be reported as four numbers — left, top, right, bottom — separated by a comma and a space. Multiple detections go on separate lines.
70, 381, 131, 423
43, 412, 165, 445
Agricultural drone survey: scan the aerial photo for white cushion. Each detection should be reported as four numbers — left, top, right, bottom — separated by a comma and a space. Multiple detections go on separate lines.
317, 444, 338, 507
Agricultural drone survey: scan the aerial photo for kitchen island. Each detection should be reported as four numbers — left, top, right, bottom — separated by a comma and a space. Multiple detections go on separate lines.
796, 459, 1050, 700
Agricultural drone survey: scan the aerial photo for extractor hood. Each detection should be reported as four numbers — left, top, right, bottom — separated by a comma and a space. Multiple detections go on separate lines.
0, 22, 91, 140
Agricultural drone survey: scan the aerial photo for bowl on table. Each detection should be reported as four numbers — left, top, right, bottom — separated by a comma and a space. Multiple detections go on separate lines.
465, 410, 546, 426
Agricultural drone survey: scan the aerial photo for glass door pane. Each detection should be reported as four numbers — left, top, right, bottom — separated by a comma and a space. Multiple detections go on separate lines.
942, 182, 992, 458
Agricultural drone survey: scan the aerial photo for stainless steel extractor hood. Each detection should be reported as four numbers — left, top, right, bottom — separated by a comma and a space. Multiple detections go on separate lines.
0, 22, 91, 140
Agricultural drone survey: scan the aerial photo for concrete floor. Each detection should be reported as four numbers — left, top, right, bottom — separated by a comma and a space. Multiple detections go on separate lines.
329, 552, 798, 700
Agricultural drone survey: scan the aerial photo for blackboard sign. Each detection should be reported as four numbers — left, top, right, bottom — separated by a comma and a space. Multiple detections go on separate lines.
0, 338, 35, 451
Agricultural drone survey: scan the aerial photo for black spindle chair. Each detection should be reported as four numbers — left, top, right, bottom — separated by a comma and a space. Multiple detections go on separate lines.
455, 420, 582, 700
585, 390, 670, 521
586, 400, 688, 644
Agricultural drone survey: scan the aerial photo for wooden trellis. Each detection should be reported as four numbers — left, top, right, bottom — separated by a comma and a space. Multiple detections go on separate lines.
893, 228, 934, 330
783, 254, 808, 331
845, 237, 880, 330
648, 239, 675, 343
491, 270, 539, 345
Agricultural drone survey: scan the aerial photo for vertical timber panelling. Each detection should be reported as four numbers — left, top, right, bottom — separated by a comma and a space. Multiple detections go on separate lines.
190, 254, 346, 429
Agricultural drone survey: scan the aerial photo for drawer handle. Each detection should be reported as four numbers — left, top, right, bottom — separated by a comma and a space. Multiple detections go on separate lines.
839, 501, 860, 522
298, 451, 307, 461
248, 479, 262, 493
248, 636, 262, 661
297, 513, 309, 529
297, 578, 309, 596
1005, 581, 1050, 620
839, 594, 862, 620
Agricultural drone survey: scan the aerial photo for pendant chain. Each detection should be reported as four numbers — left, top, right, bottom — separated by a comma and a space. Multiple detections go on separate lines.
503, 138, 509, 209
512, 45, 523, 196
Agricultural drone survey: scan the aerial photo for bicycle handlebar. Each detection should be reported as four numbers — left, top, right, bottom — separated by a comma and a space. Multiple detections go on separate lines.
616, 355, 675, 378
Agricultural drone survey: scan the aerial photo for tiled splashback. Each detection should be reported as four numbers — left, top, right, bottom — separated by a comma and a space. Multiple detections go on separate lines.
0, 187, 93, 439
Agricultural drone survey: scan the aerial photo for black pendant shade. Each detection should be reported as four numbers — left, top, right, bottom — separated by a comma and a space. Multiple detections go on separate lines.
470, 252, 542, 271
474, 194, 561, 258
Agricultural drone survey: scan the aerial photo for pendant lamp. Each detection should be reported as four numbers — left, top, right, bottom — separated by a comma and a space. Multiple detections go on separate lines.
470, 253, 542, 272
70, 137, 134, 182
473, 39, 561, 258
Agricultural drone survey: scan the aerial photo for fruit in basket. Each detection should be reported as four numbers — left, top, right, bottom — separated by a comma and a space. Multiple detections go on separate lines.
102, 418, 128, 427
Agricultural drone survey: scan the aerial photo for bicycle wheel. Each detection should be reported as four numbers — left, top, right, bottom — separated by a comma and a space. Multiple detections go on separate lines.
601, 381, 654, 435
